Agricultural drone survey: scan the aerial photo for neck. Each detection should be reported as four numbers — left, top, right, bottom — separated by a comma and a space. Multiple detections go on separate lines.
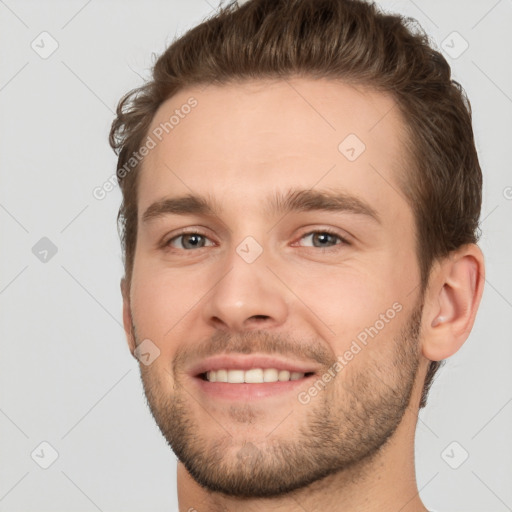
176, 405, 429, 512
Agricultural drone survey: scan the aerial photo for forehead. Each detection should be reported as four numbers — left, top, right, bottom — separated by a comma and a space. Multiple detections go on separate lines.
138, 78, 411, 224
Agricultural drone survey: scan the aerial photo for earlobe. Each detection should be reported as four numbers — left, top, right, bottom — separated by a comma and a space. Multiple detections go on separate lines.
121, 277, 136, 357
422, 244, 485, 361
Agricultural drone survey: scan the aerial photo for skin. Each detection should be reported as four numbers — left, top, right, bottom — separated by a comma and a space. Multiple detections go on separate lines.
121, 78, 485, 512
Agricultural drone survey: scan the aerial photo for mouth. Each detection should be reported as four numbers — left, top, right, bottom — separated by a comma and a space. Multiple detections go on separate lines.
189, 354, 320, 401
197, 369, 316, 383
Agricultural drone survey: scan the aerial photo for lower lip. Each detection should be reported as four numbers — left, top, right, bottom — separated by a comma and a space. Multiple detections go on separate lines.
193, 374, 317, 401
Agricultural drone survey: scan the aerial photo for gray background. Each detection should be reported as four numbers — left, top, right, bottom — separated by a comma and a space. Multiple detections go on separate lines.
0, 0, 511, 511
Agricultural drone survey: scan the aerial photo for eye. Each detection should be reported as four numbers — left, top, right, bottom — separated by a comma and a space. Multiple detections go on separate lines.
297, 230, 347, 248
162, 229, 348, 252
165, 232, 214, 250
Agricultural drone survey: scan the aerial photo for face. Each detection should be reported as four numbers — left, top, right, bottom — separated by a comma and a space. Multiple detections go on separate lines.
124, 78, 425, 497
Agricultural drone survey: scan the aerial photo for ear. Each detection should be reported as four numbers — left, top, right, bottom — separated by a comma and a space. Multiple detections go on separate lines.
121, 277, 136, 358
421, 244, 485, 361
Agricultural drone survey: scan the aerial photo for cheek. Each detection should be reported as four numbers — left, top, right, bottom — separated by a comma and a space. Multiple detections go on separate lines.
130, 265, 202, 350
284, 258, 410, 346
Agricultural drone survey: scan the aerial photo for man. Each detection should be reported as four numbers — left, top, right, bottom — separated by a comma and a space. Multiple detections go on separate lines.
109, 0, 484, 510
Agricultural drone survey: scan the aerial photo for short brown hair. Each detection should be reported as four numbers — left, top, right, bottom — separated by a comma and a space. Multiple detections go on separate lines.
109, 0, 482, 408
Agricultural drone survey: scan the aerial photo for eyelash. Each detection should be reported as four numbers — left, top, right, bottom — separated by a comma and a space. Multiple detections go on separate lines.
162, 228, 349, 251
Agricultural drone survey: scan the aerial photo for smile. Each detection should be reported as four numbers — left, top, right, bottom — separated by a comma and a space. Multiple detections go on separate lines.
202, 368, 314, 383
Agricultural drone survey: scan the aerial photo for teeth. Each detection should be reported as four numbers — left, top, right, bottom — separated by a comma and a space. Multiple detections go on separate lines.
205, 368, 306, 383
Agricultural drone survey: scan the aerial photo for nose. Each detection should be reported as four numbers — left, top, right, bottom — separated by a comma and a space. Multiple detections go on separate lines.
202, 249, 288, 332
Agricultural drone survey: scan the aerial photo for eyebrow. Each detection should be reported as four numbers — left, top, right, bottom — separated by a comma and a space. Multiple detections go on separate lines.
141, 188, 381, 225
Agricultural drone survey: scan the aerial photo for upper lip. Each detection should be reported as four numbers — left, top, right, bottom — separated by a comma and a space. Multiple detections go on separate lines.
188, 354, 321, 377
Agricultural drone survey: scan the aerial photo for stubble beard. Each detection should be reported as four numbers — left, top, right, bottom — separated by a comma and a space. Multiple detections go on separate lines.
135, 301, 423, 498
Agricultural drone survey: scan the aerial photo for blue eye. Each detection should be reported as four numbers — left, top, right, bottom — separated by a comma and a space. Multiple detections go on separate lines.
299, 231, 345, 248
162, 229, 348, 252
166, 233, 213, 250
